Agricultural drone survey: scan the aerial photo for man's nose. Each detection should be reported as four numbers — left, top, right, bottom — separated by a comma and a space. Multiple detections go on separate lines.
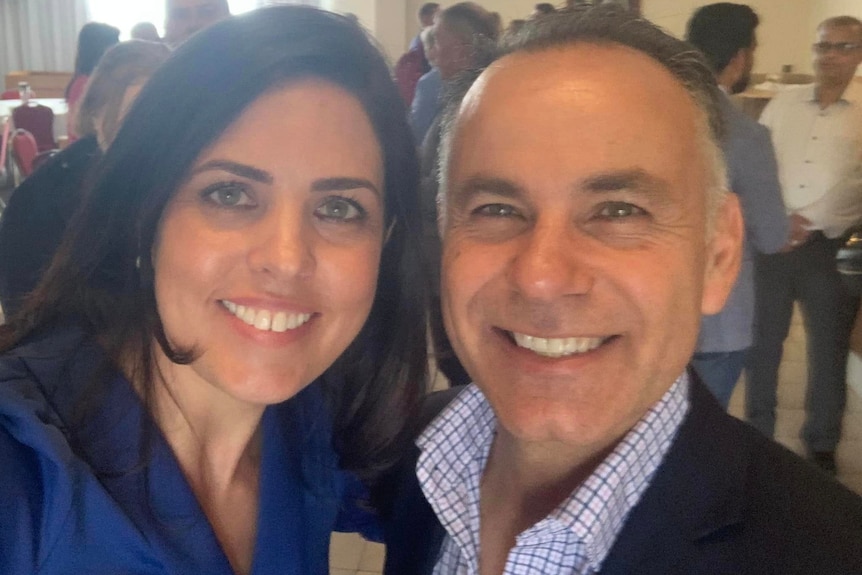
508, 219, 594, 301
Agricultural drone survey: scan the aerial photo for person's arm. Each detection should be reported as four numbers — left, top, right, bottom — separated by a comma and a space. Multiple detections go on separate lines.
726, 122, 789, 254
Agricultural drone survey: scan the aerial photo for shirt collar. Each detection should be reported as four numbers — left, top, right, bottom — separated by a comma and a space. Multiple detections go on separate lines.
417, 373, 690, 572
804, 83, 851, 106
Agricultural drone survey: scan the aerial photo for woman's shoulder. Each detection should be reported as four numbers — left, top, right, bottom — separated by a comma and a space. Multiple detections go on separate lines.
0, 386, 76, 573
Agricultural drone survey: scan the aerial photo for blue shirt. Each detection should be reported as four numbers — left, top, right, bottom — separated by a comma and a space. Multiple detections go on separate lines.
410, 67, 442, 144
0, 325, 378, 574
417, 375, 689, 575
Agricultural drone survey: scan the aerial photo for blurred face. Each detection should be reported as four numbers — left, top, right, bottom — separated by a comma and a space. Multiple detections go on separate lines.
165, 0, 230, 45
153, 79, 385, 407
730, 37, 757, 95
441, 45, 741, 450
434, 19, 471, 80
813, 24, 862, 87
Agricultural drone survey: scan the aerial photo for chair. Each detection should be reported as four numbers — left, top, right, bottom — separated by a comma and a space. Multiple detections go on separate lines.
0, 117, 10, 185
0, 90, 20, 100
12, 103, 56, 153
10, 129, 38, 178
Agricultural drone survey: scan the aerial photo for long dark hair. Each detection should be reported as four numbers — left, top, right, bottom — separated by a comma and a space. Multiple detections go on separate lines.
65, 22, 120, 99
5, 6, 428, 483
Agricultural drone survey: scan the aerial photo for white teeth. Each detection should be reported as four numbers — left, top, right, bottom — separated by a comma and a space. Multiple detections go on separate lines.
221, 300, 311, 333
254, 310, 271, 330
511, 332, 606, 358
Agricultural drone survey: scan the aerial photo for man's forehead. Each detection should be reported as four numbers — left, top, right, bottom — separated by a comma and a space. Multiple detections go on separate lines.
458, 43, 695, 126
818, 23, 862, 40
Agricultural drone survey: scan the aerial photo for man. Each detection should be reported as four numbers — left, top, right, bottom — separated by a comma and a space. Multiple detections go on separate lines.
395, 3, 440, 105
164, 0, 230, 46
382, 7, 862, 574
411, 2, 441, 51
685, 4, 788, 408
410, 27, 442, 144
746, 16, 862, 475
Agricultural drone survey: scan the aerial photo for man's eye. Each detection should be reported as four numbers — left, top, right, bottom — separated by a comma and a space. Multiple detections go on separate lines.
596, 202, 646, 219
473, 203, 520, 218
315, 197, 366, 221
202, 182, 254, 208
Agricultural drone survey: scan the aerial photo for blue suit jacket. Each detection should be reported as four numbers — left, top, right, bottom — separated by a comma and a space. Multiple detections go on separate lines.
697, 92, 788, 352
381, 377, 862, 574
0, 324, 377, 574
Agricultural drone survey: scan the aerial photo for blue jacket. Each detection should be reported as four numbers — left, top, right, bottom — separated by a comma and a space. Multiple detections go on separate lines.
697, 92, 788, 352
0, 324, 378, 574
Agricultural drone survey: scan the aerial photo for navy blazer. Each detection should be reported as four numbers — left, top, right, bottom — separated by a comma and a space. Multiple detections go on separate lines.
381, 377, 862, 574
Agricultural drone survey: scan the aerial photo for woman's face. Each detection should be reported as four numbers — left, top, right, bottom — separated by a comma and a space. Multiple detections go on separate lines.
153, 79, 385, 407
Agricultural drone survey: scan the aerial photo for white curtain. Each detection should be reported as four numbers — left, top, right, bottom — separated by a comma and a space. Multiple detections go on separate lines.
0, 0, 88, 80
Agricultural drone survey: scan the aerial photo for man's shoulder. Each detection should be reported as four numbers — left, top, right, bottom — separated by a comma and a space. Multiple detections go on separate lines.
720, 96, 771, 149
608, 383, 862, 573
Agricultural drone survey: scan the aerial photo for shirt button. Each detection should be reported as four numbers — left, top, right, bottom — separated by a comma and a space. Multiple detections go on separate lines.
800, 184, 807, 188
805, 159, 812, 163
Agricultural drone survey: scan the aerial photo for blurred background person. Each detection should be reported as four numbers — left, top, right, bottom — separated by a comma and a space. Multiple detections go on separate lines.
409, 26, 441, 144
747, 15, 862, 476
0, 41, 171, 317
164, 0, 231, 46
65, 22, 120, 140
685, 3, 788, 409
532, 3, 557, 18
395, 2, 440, 106
131, 21, 162, 43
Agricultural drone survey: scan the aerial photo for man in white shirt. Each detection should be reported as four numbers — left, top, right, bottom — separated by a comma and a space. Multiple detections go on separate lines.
381, 6, 862, 575
746, 16, 862, 475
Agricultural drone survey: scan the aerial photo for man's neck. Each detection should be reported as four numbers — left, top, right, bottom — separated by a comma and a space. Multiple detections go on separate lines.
477, 430, 617, 575
815, 79, 850, 109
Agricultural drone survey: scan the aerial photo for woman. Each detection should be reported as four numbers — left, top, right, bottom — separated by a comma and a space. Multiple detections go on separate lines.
0, 7, 427, 574
0, 40, 171, 317
65, 22, 120, 139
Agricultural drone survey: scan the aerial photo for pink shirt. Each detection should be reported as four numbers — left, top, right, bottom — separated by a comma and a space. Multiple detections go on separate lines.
65, 74, 89, 140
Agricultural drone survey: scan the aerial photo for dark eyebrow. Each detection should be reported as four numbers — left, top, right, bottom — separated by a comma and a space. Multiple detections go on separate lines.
311, 177, 381, 198
580, 169, 670, 197
192, 160, 273, 184
453, 175, 524, 205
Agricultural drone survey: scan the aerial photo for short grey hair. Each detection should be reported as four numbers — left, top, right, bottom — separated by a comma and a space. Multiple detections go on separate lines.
437, 5, 729, 235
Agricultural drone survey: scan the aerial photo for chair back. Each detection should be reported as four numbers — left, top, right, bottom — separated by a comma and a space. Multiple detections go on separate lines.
11, 129, 38, 177
12, 103, 55, 152
0, 90, 19, 100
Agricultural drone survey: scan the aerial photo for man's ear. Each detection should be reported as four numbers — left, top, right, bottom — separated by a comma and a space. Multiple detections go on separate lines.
701, 191, 744, 315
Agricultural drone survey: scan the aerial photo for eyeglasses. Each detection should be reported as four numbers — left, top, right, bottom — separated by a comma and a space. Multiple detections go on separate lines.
812, 41, 862, 54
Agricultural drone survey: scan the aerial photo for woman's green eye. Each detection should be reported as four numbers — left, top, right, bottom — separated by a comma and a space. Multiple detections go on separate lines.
316, 197, 365, 221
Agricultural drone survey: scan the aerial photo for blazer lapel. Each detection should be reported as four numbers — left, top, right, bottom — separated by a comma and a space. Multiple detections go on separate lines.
599, 374, 750, 574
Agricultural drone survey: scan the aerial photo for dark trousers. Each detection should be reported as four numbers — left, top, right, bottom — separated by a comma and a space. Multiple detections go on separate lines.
745, 233, 859, 452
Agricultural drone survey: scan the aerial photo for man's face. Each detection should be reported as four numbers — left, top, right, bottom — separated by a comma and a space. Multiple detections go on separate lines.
441, 44, 741, 450
813, 24, 862, 87
165, 0, 230, 45
433, 19, 470, 80
730, 36, 757, 95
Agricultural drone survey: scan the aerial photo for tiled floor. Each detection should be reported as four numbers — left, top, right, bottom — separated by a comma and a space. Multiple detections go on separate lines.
329, 306, 862, 574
